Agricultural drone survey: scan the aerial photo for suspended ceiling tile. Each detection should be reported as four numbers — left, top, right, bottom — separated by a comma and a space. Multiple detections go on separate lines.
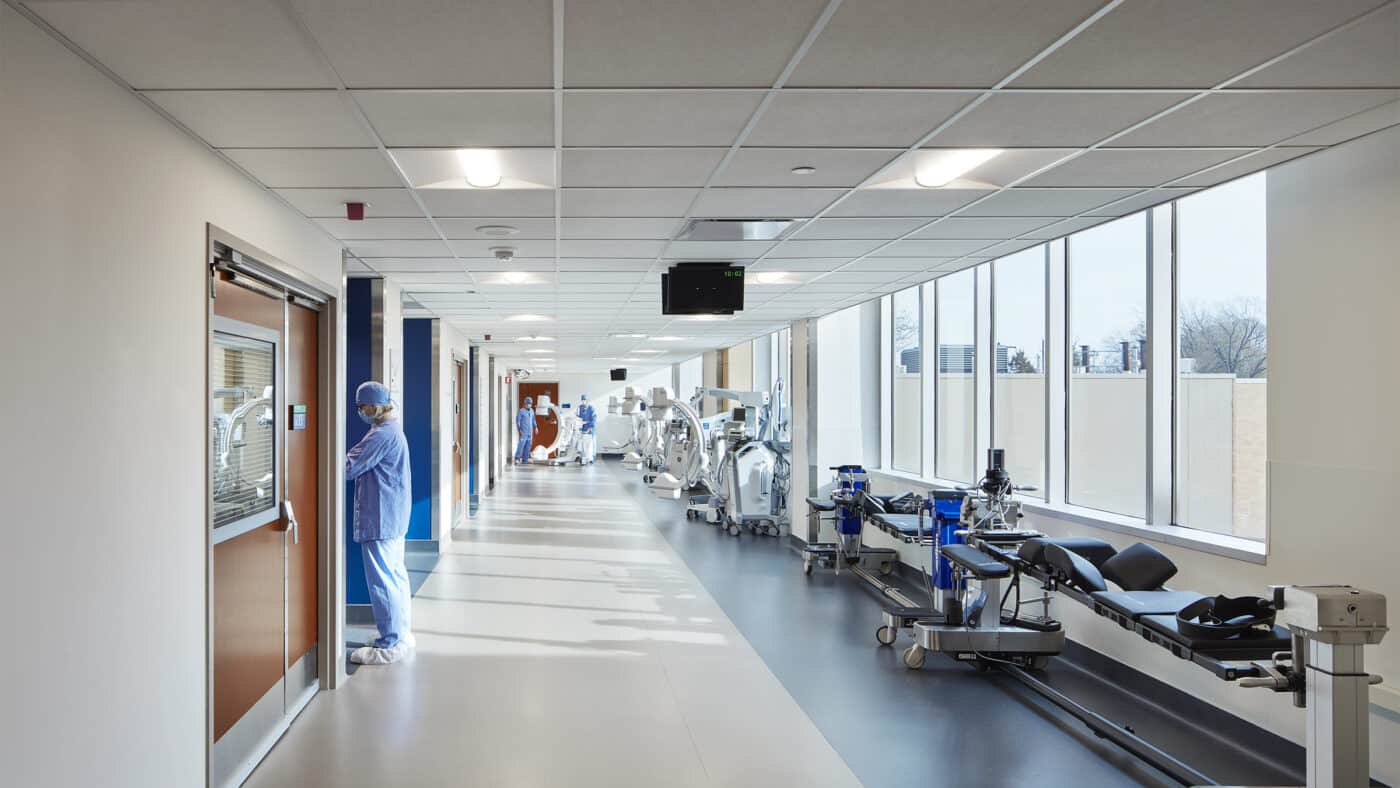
768, 239, 887, 257
1010, 0, 1389, 88
146, 90, 370, 148
354, 91, 554, 147
691, 188, 845, 218
274, 188, 424, 218
793, 217, 928, 239
851, 257, 957, 271
1233, 4, 1400, 88
1083, 188, 1197, 216
562, 0, 829, 87
826, 188, 984, 217
350, 258, 463, 272
224, 148, 400, 188
665, 241, 777, 259
872, 239, 995, 257
788, 0, 1105, 88
559, 239, 667, 258
561, 149, 726, 188
419, 189, 556, 217
976, 238, 1045, 258
1108, 90, 1399, 147
556, 259, 658, 271
1285, 100, 1400, 146
559, 218, 684, 240
714, 148, 902, 187
347, 239, 452, 257
930, 93, 1186, 148
1022, 148, 1250, 187
754, 258, 851, 272
27, 0, 333, 88
1172, 147, 1323, 187
562, 92, 763, 146
435, 217, 558, 239
291, 0, 554, 87
910, 216, 1064, 239
562, 188, 699, 217
447, 239, 557, 258
746, 92, 972, 147
314, 218, 438, 240
958, 188, 1139, 217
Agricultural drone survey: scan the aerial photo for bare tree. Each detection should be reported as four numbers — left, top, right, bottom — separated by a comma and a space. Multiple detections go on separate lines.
1180, 299, 1267, 378
894, 310, 919, 350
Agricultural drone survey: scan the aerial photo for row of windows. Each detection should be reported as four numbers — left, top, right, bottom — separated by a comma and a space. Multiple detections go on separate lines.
884, 173, 1267, 541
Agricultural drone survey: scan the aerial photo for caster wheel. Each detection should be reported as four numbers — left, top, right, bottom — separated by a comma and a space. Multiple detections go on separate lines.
902, 645, 926, 670
974, 660, 992, 673
878, 561, 894, 576
875, 625, 897, 646
1027, 656, 1050, 671
727, 524, 741, 537
803, 559, 813, 576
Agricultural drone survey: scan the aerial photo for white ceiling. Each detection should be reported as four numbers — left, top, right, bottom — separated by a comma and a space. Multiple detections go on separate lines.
22, 0, 1400, 373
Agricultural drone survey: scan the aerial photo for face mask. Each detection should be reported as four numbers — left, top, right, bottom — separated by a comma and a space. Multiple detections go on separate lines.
358, 409, 376, 426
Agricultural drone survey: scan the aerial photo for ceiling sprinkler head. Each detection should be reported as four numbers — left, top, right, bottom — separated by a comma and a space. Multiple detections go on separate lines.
490, 246, 516, 262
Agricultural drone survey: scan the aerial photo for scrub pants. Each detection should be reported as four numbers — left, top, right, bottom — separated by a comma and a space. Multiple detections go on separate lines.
581, 432, 596, 464
361, 537, 411, 649
516, 434, 533, 463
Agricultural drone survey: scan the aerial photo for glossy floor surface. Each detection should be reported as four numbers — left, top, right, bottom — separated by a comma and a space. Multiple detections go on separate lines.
245, 462, 863, 788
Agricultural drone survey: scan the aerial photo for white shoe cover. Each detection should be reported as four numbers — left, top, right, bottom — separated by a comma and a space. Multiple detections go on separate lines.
350, 644, 407, 665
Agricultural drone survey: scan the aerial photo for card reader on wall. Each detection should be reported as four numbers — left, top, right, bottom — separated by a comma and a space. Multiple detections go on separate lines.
290, 404, 307, 431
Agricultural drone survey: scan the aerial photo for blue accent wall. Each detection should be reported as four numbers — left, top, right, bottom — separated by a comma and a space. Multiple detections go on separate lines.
344, 278, 371, 605
402, 318, 434, 540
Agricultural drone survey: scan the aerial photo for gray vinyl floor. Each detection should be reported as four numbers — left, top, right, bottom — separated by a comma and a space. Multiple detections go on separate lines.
244, 462, 863, 788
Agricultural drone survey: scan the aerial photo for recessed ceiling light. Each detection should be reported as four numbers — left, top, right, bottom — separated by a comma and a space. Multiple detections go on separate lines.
475, 224, 519, 236
516, 335, 554, 342
610, 332, 648, 338
791, 166, 816, 176
651, 336, 686, 342
915, 149, 1003, 188
457, 149, 501, 188
506, 314, 552, 322
632, 350, 665, 354
524, 349, 552, 355
500, 270, 530, 284
677, 314, 733, 322
751, 271, 797, 285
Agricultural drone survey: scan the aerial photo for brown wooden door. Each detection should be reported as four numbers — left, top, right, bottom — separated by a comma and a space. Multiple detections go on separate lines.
285, 303, 319, 671
211, 274, 286, 741
518, 381, 559, 456
210, 272, 321, 781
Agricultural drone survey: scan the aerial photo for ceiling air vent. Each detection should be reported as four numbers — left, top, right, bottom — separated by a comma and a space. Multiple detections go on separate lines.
676, 218, 802, 242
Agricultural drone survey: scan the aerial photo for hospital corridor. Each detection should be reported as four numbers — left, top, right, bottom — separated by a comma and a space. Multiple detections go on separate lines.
4, 1, 1400, 787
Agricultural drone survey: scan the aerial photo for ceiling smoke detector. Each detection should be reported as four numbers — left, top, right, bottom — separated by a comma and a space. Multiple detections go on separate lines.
490, 246, 516, 262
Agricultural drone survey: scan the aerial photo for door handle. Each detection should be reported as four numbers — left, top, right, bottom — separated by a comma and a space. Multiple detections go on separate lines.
282, 500, 300, 545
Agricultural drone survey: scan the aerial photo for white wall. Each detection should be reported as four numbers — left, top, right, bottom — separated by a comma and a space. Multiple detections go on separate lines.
815, 301, 881, 477
0, 7, 344, 786
676, 355, 703, 404
433, 322, 473, 541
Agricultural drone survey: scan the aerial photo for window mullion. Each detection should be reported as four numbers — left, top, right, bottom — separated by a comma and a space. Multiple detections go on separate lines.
1147, 206, 1175, 526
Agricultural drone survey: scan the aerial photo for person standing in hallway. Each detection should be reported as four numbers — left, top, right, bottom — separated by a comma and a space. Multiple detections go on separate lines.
346, 381, 414, 666
515, 396, 536, 464
578, 393, 597, 464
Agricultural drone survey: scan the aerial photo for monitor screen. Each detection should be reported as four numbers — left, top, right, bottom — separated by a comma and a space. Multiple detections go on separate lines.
662, 263, 744, 315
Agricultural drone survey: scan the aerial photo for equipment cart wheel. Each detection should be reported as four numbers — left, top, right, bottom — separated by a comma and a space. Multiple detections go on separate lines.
875, 625, 897, 646
878, 561, 894, 576
726, 523, 741, 537
902, 645, 926, 670
803, 557, 813, 575
1027, 656, 1050, 671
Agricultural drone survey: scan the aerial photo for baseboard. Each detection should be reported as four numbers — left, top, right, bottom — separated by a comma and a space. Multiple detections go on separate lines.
405, 539, 439, 553
345, 604, 375, 626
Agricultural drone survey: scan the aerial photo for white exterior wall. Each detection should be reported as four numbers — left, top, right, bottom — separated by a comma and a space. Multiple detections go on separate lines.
0, 7, 343, 786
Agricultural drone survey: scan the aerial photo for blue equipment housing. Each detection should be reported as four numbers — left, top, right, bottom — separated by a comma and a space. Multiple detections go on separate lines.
927, 489, 967, 590
831, 464, 867, 537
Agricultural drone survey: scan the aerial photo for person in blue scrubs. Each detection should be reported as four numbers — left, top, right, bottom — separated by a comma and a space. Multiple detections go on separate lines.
515, 396, 536, 464
578, 394, 597, 464
346, 381, 414, 666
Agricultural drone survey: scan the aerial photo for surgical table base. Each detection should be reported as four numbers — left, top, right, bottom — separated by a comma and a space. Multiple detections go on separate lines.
800, 543, 897, 577
904, 621, 1065, 670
